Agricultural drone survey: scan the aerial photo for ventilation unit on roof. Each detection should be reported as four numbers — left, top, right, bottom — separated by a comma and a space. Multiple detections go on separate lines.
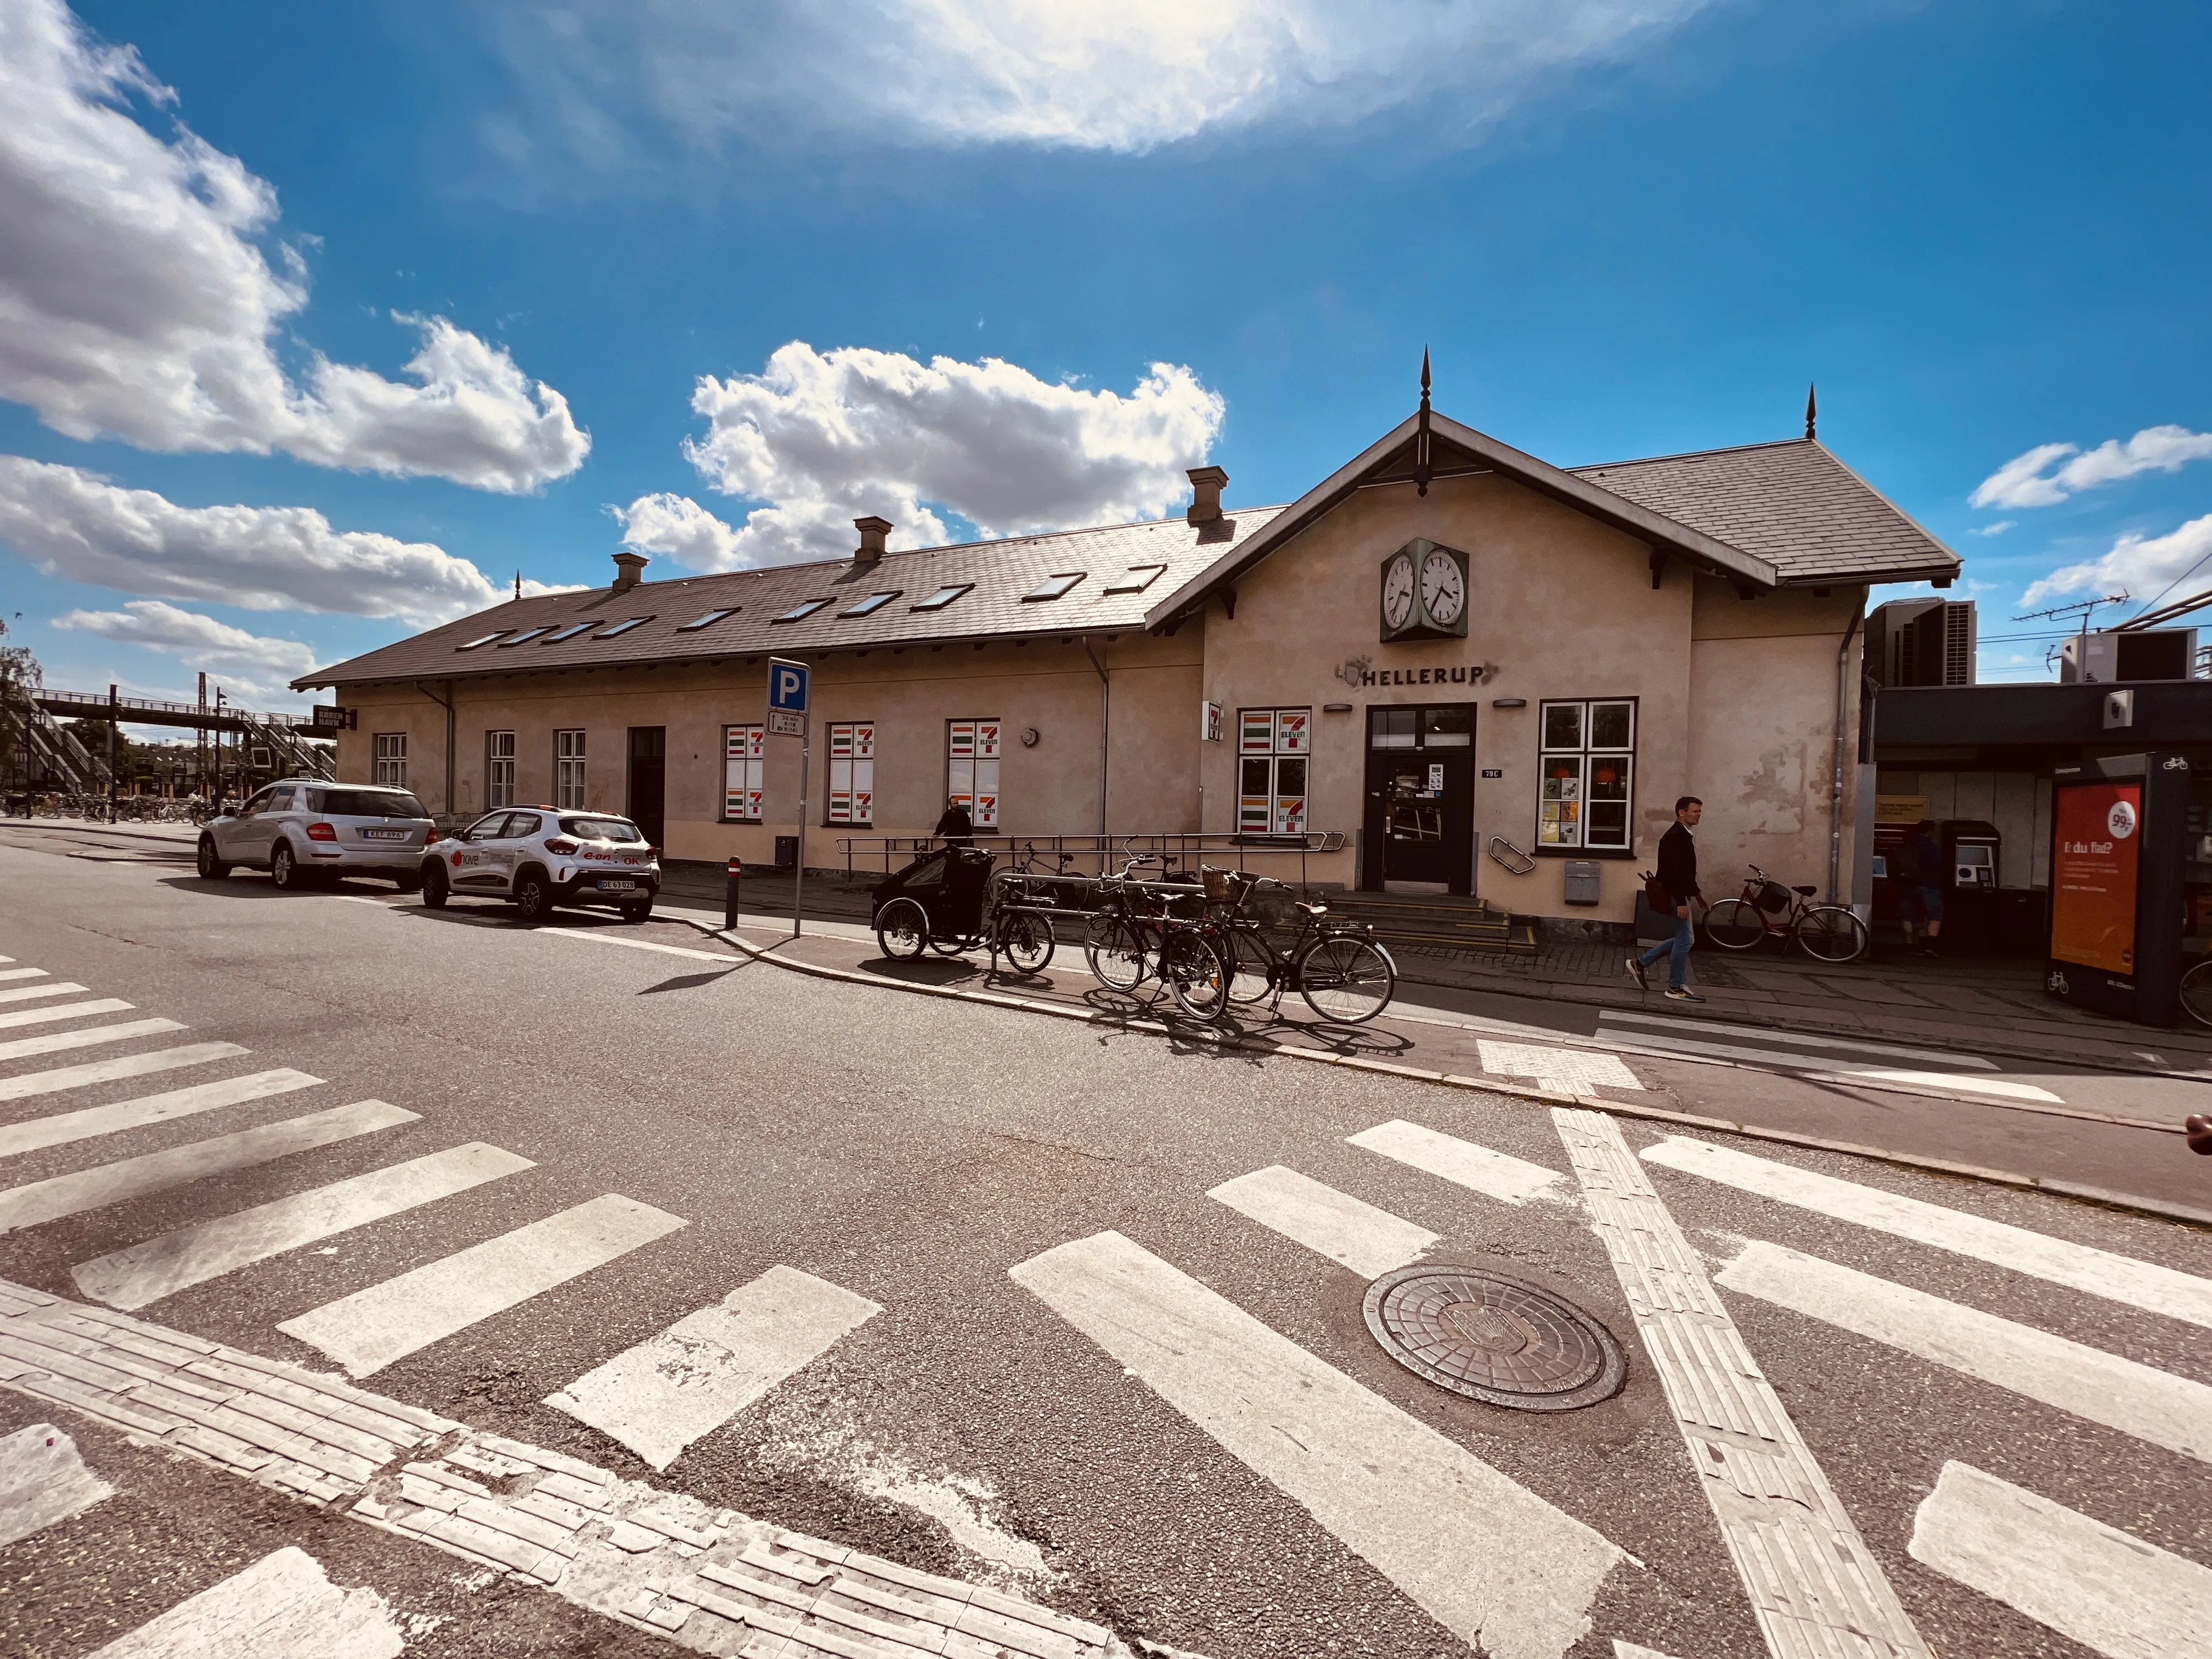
1866, 599, 1974, 687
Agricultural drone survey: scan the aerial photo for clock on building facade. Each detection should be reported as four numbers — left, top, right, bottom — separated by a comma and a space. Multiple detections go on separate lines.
1378, 539, 1470, 641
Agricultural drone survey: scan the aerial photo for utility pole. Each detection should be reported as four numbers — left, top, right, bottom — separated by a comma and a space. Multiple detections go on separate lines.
106, 682, 118, 823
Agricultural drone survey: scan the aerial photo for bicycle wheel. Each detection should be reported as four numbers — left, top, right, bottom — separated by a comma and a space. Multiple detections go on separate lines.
1795, 905, 1869, 964
2180, 960, 2212, 1029
1084, 915, 1149, 990
1161, 930, 1230, 1021
1703, 898, 1766, 951
1296, 934, 1396, 1024
1223, 926, 1277, 1006
876, 898, 927, 961
997, 911, 1055, 974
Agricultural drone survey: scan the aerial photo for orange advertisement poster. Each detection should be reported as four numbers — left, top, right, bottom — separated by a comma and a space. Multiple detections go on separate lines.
2050, 782, 2141, 974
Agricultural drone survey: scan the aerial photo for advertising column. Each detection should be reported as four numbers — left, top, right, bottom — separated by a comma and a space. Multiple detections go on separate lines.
2046, 753, 2187, 1024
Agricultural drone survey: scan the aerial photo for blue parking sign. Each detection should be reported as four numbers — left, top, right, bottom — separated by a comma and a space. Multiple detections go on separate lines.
768, 658, 810, 714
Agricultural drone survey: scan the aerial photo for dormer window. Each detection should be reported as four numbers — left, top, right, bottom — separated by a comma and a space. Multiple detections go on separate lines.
912, 584, 972, 612
596, 616, 652, 638
772, 599, 833, 623
839, 591, 901, 618
1023, 573, 1085, 602
1103, 563, 1167, 594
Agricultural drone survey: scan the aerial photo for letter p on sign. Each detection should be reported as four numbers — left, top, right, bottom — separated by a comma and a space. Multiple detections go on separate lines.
768, 658, 810, 714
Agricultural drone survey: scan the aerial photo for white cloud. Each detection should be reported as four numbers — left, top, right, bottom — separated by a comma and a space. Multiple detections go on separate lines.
1970, 426, 2212, 510
0, 0, 587, 490
52, 600, 318, 685
2019, 512, 2212, 607
1967, 520, 2014, 537
618, 342, 1224, 571
0, 454, 547, 627
481, 0, 1714, 162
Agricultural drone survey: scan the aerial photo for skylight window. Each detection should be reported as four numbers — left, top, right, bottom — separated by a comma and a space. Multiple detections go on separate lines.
772, 598, 833, 623
498, 626, 555, 647
456, 632, 507, 651
1022, 573, 1085, 602
911, 584, 972, 612
541, 622, 595, 643
839, 591, 901, 618
678, 607, 740, 631
1103, 563, 1168, 594
596, 616, 652, 639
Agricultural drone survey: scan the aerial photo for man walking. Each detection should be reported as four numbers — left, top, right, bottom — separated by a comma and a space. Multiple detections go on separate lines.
1629, 795, 1705, 1002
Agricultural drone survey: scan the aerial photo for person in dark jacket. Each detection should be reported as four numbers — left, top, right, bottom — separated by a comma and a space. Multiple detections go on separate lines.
1897, 819, 1945, 956
1629, 795, 1706, 1001
933, 796, 974, 848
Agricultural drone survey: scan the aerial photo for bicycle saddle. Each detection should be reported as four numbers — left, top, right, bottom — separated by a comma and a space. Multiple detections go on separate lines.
1792, 884, 1816, 895
1296, 901, 1329, 917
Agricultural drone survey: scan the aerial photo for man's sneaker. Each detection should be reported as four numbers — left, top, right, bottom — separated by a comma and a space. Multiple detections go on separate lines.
1626, 957, 1649, 991
1664, 986, 1706, 1002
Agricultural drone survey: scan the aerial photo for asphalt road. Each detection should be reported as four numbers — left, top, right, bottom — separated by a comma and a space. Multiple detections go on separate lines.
2, 836, 2209, 1659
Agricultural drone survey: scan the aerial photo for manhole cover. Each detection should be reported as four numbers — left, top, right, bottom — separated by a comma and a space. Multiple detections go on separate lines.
1362, 1266, 1626, 1411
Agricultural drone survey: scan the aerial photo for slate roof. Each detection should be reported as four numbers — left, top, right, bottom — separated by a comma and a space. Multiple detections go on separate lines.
1570, 438, 1959, 587
295, 510, 1279, 690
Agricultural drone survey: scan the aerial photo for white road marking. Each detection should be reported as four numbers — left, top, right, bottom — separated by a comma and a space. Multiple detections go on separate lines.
72, 1142, 534, 1311
1643, 1136, 2212, 1330
0, 1100, 418, 1234
1347, 1120, 1571, 1207
1552, 1108, 1932, 1658
1595, 1030, 2063, 1102
1908, 1461, 2212, 1659
87, 1545, 403, 1659
0, 997, 133, 1030
1612, 1645, 1684, 1659
537, 928, 738, 963
1011, 1230, 1623, 1659
1716, 1239, 2212, 1464
0, 980, 88, 1005
0, 967, 49, 982
1477, 1039, 1643, 1094
1598, 1008, 2002, 1069
0, 1069, 322, 1161
278, 1193, 687, 1376
0, 1422, 114, 1546
0, 1019, 186, 1064
0, 1043, 247, 1103
1205, 1165, 1437, 1278
547, 1263, 881, 1471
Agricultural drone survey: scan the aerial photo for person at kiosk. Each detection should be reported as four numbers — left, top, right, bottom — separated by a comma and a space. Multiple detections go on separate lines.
1897, 819, 1945, 957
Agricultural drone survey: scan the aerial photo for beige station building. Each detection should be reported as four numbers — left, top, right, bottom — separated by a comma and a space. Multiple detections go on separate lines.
298, 396, 1960, 932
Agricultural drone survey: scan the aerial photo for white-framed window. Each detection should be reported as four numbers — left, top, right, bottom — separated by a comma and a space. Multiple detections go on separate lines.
1237, 707, 1311, 833
826, 721, 875, 825
947, 719, 1001, 828
486, 730, 516, 808
1538, 698, 1635, 850
555, 729, 587, 809
373, 732, 407, 787
723, 724, 764, 822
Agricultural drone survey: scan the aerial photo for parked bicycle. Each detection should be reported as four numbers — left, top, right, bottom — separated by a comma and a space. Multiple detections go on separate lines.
2180, 957, 2212, 1028
1703, 864, 1869, 963
1203, 870, 1398, 1024
1080, 857, 1234, 1020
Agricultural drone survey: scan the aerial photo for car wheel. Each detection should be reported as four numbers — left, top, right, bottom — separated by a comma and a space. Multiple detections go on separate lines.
270, 841, 300, 890
513, 872, 552, 924
196, 836, 230, 881
421, 862, 448, 909
619, 898, 653, 924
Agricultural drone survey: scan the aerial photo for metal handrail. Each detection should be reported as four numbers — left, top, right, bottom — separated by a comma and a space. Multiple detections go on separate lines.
833, 830, 1346, 888
31, 686, 329, 729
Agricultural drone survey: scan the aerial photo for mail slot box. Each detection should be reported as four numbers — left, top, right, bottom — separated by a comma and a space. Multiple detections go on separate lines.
1563, 860, 1601, 906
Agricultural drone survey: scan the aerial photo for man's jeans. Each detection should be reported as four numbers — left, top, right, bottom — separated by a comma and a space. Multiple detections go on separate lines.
1638, 911, 1694, 989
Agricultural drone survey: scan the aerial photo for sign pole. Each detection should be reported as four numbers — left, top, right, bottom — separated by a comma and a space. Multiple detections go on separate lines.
765, 656, 812, 941
794, 715, 808, 939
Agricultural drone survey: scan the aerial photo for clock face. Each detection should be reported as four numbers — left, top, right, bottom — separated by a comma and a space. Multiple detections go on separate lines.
1382, 553, 1415, 630
1420, 550, 1465, 626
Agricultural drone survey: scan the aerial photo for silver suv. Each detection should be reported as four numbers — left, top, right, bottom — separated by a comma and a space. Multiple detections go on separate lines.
198, 780, 434, 890
419, 808, 661, 924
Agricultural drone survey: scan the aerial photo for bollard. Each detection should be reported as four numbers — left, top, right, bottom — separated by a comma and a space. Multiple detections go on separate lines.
724, 856, 742, 932
2187, 1114, 2212, 1157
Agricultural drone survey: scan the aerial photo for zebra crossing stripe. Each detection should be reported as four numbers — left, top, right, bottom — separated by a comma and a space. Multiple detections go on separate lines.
1716, 1240, 2211, 1464
0, 1101, 418, 1235
0, 1043, 247, 1103
547, 1263, 881, 1471
0, 981, 88, 1005
0, 998, 132, 1031
85, 1545, 403, 1659
0, 1019, 185, 1064
72, 1142, 535, 1311
0, 1069, 322, 1161
278, 1194, 687, 1377
1643, 1136, 2212, 1330
1596, 1030, 2061, 1103
1552, 1108, 1932, 1658
1908, 1462, 2212, 1658
0, 1423, 114, 1547
1011, 1230, 1624, 1659
1348, 1120, 1571, 1207
1206, 1165, 1436, 1278
0, 967, 48, 982
1598, 1009, 2003, 1069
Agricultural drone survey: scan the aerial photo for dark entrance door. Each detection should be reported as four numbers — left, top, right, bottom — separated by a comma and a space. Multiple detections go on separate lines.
626, 726, 667, 849
1363, 704, 1476, 894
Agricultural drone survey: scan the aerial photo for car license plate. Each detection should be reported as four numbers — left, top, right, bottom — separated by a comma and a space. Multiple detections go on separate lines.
360, 828, 406, 840
599, 878, 636, 891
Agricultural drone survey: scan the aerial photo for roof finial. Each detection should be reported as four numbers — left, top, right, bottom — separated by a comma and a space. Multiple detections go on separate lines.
1804, 383, 1817, 441
1414, 347, 1434, 497
514, 569, 522, 601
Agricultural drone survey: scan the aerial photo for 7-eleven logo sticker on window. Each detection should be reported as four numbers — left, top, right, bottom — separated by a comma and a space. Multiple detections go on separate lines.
1274, 710, 1310, 753
1240, 710, 1276, 753
949, 721, 975, 757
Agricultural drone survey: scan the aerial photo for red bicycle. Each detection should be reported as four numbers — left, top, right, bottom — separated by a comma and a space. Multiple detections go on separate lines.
1703, 864, 1869, 963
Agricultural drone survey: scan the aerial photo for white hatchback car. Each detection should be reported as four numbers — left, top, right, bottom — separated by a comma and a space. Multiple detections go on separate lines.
419, 807, 661, 924
198, 780, 433, 890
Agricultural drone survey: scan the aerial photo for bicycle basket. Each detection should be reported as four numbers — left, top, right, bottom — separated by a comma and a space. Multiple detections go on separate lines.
1754, 879, 1792, 914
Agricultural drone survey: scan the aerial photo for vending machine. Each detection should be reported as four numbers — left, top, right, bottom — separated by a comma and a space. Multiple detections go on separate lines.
2044, 753, 2191, 1024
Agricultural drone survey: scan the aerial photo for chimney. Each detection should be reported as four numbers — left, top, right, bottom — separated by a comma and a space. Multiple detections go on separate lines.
611, 551, 647, 592
1186, 466, 1228, 525
853, 516, 892, 563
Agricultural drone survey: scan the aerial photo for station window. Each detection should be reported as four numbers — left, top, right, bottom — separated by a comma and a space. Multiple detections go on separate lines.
1537, 699, 1635, 851
373, 732, 407, 788
723, 724, 764, 822
947, 719, 1001, 828
1237, 707, 1311, 833
555, 729, 587, 809
827, 721, 875, 826
486, 730, 516, 808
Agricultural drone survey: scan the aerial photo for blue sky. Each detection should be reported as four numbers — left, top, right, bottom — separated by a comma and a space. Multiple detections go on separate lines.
2, 0, 2207, 710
